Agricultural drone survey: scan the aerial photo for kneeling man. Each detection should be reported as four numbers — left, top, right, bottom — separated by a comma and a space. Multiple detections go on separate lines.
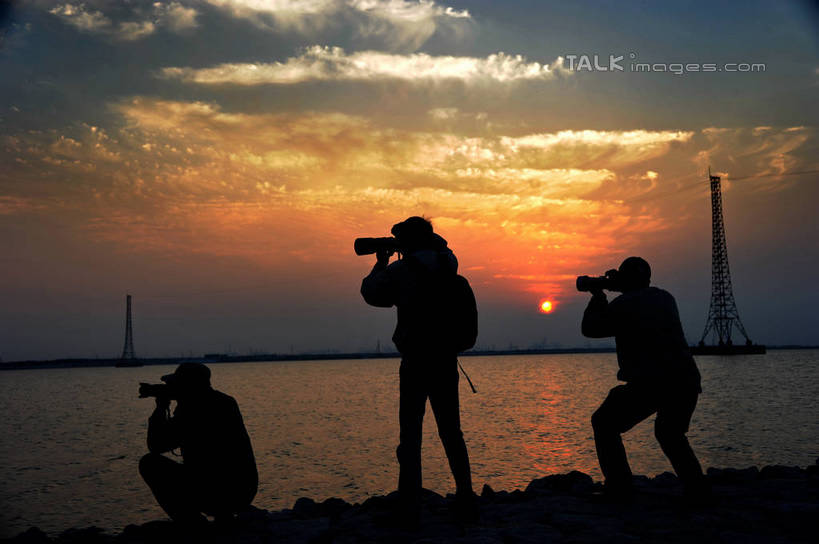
139, 363, 258, 524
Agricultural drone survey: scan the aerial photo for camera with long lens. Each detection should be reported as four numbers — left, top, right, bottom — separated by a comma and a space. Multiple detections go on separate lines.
139, 372, 178, 400
138, 383, 174, 399
354, 237, 401, 256
576, 269, 622, 292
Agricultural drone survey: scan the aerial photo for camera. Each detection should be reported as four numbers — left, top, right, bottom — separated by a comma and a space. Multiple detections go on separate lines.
139, 382, 174, 399
354, 237, 401, 256
576, 269, 622, 292
139, 372, 179, 400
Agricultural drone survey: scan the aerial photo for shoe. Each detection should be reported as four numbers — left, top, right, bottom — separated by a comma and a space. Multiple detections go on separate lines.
453, 491, 479, 523
591, 482, 634, 504
374, 492, 420, 530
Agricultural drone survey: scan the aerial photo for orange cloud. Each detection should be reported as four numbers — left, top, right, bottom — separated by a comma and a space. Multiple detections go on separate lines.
5, 99, 814, 305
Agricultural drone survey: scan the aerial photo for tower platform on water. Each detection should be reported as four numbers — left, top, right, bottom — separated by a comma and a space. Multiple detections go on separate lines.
691, 170, 765, 356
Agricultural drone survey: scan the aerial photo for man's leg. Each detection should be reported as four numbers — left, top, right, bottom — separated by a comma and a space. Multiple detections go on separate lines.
428, 361, 472, 496
654, 388, 706, 494
591, 384, 656, 491
397, 361, 428, 503
139, 453, 203, 524
200, 475, 258, 522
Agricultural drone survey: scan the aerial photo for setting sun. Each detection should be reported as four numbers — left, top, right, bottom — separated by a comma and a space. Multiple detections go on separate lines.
539, 300, 554, 314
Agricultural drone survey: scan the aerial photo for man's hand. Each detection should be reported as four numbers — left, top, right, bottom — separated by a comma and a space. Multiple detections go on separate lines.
153, 396, 170, 415
375, 247, 393, 267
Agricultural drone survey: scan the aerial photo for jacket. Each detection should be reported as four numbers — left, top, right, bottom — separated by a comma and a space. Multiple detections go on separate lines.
147, 388, 258, 494
361, 247, 459, 356
582, 287, 701, 390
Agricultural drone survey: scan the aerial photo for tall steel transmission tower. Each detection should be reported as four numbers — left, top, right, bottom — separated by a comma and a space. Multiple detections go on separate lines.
121, 294, 136, 360
698, 170, 755, 348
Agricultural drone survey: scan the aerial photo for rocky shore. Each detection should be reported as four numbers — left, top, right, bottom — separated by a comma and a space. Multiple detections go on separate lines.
5, 463, 817, 544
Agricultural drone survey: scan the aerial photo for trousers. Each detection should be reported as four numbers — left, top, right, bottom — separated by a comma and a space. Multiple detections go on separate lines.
396, 357, 472, 500
139, 453, 256, 522
591, 383, 704, 490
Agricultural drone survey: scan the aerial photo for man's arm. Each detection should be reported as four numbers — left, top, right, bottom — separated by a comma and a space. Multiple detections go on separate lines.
146, 399, 181, 454
581, 291, 615, 338
360, 250, 397, 308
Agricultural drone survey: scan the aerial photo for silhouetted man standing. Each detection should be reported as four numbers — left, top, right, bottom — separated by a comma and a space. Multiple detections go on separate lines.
582, 257, 707, 500
139, 363, 258, 525
361, 217, 477, 521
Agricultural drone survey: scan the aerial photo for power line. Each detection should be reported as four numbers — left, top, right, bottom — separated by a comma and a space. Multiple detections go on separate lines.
624, 169, 818, 204
725, 169, 819, 181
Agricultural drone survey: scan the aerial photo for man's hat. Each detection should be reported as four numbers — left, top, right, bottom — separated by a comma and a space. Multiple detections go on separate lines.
618, 256, 651, 288
161, 362, 211, 389
391, 216, 434, 247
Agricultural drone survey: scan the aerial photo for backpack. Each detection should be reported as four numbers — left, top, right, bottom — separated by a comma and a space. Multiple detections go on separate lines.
395, 255, 478, 354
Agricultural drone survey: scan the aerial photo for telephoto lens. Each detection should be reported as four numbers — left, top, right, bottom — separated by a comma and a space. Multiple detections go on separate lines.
354, 237, 399, 256
139, 382, 171, 399
576, 275, 613, 292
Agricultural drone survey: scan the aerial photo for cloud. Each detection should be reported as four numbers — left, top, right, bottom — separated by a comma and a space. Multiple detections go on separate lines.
428, 107, 459, 120
118, 20, 156, 41
6, 99, 674, 300
206, 0, 468, 18
503, 130, 692, 149
201, 0, 471, 49
697, 126, 813, 192
10, 97, 814, 302
450, 168, 614, 198
347, 0, 469, 20
49, 4, 111, 32
47, 2, 198, 40
0, 196, 45, 215
162, 2, 199, 31
206, 0, 468, 23
161, 46, 566, 85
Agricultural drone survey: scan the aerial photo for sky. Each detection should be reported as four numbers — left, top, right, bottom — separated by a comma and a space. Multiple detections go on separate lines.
1, 0, 817, 361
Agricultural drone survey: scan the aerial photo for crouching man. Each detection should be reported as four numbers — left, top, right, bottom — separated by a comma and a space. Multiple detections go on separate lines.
581, 257, 709, 502
139, 363, 258, 525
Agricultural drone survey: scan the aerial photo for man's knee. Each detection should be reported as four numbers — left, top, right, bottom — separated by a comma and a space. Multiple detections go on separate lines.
396, 442, 419, 465
139, 453, 162, 480
438, 424, 464, 448
591, 408, 610, 433
654, 422, 686, 449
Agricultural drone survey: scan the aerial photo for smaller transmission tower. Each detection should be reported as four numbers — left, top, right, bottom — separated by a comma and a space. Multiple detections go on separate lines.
699, 170, 753, 347
121, 294, 136, 360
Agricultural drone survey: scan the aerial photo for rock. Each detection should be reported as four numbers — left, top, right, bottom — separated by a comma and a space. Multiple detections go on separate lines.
759, 465, 804, 479
630, 474, 651, 486
2, 527, 51, 544
652, 471, 678, 487
507, 489, 528, 503
499, 523, 562, 543
6, 465, 818, 544
525, 471, 594, 495
318, 497, 352, 518
56, 527, 109, 543
293, 497, 320, 517
706, 466, 759, 483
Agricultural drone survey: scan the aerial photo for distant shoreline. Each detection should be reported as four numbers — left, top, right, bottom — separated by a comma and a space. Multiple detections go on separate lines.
1, 345, 817, 371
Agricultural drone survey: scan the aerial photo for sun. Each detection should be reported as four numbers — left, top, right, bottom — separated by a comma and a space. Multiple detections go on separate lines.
539, 299, 554, 314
